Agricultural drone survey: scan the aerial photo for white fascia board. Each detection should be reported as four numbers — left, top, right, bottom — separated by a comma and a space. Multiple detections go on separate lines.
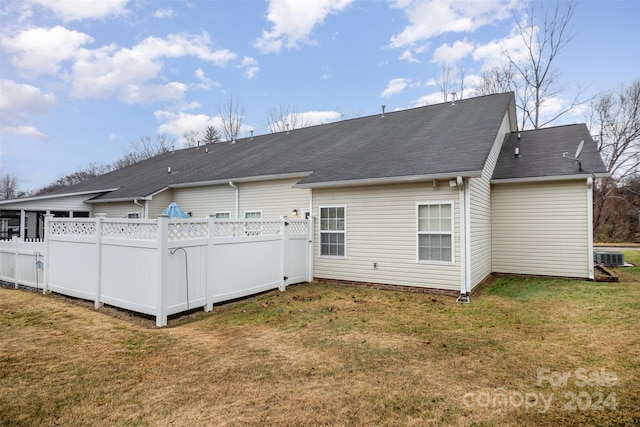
294, 171, 483, 189
84, 196, 152, 204
0, 188, 120, 205
491, 172, 609, 185
169, 171, 314, 189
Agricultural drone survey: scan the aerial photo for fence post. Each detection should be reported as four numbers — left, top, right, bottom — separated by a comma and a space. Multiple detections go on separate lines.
94, 214, 106, 308
12, 236, 19, 289
205, 215, 215, 312
156, 215, 169, 327
42, 214, 54, 294
307, 217, 314, 283
280, 217, 288, 292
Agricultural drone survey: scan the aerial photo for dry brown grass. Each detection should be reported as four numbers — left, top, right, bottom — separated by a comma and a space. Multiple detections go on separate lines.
1, 252, 639, 426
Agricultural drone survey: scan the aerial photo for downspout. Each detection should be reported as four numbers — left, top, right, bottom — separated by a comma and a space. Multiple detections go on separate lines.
587, 177, 594, 280
229, 181, 239, 219
465, 177, 472, 294
133, 199, 145, 219
456, 176, 470, 303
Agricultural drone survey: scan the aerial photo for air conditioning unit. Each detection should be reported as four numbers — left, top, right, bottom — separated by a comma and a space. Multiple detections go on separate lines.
594, 252, 624, 267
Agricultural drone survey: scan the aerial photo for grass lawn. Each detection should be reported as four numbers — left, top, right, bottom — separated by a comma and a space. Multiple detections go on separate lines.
1, 251, 639, 426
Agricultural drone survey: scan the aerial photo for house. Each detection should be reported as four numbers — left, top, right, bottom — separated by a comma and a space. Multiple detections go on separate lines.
0, 92, 608, 297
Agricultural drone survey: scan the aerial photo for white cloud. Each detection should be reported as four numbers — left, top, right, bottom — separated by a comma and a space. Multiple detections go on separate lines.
193, 68, 220, 90
239, 56, 259, 79
0, 79, 56, 115
411, 92, 447, 107
153, 7, 175, 18
431, 40, 474, 65
0, 79, 54, 140
154, 110, 221, 142
382, 78, 410, 98
1, 25, 94, 75
27, 0, 129, 22
70, 32, 237, 101
473, 25, 533, 72
298, 111, 341, 126
253, 0, 354, 54
390, 0, 513, 62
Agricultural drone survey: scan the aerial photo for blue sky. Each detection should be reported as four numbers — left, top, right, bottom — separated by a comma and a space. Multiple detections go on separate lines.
1, 0, 639, 192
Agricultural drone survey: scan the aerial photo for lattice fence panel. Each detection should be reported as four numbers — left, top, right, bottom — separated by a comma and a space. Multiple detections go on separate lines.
212, 220, 283, 238
102, 221, 158, 240
288, 220, 308, 235
49, 220, 96, 237
168, 221, 208, 241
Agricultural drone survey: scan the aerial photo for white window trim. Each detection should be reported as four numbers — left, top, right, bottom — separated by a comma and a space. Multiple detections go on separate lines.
243, 210, 262, 219
214, 211, 231, 219
416, 201, 455, 265
319, 205, 347, 259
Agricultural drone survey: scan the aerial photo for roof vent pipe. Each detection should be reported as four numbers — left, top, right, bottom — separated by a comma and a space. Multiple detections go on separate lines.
381, 105, 386, 118
286, 124, 290, 134
450, 92, 457, 106
250, 130, 254, 140
517, 132, 521, 140
167, 166, 171, 174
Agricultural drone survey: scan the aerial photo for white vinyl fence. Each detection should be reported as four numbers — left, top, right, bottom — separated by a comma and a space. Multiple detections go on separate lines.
0, 238, 46, 289
4, 215, 312, 326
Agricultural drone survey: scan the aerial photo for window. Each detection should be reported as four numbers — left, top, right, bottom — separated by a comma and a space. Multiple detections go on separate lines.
244, 211, 262, 219
320, 206, 346, 257
127, 212, 139, 219
244, 211, 262, 236
215, 212, 230, 219
417, 203, 453, 263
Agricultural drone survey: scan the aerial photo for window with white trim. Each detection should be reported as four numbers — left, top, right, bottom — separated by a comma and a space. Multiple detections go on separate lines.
244, 211, 262, 219
214, 212, 230, 219
244, 211, 262, 236
417, 203, 453, 263
320, 206, 346, 257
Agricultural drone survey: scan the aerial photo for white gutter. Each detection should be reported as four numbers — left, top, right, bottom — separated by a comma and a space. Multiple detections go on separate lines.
587, 177, 594, 280
491, 172, 609, 184
229, 181, 239, 218
85, 196, 152, 204
169, 172, 313, 189
295, 171, 483, 189
0, 188, 120, 205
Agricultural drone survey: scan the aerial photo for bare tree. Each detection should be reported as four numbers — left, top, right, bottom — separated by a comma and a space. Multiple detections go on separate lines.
590, 80, 640, 241
0, 174, 19, 199
32, 162, 112, 195
590, 81, 640, 180
182, 130, 200, 148
437, 63, 455, 102
505, 0, 579, 129
477, 64, 517, 96
266, 104, 312, 133
218, 94, 246, 142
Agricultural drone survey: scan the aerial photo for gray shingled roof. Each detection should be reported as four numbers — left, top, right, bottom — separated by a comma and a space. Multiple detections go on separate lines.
492, 124, 609, 181
43, 92, 516, 201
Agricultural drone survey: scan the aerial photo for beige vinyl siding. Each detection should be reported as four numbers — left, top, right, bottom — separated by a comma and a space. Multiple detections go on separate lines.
238, 178, 309, 218
492, 180, 589, 278
171, 177, 309, 219
147, 189, 174, 218
313, 182, 461, 291
469, 111, 512, 289
92, 201, 142, 218
172, 185, 236, 218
